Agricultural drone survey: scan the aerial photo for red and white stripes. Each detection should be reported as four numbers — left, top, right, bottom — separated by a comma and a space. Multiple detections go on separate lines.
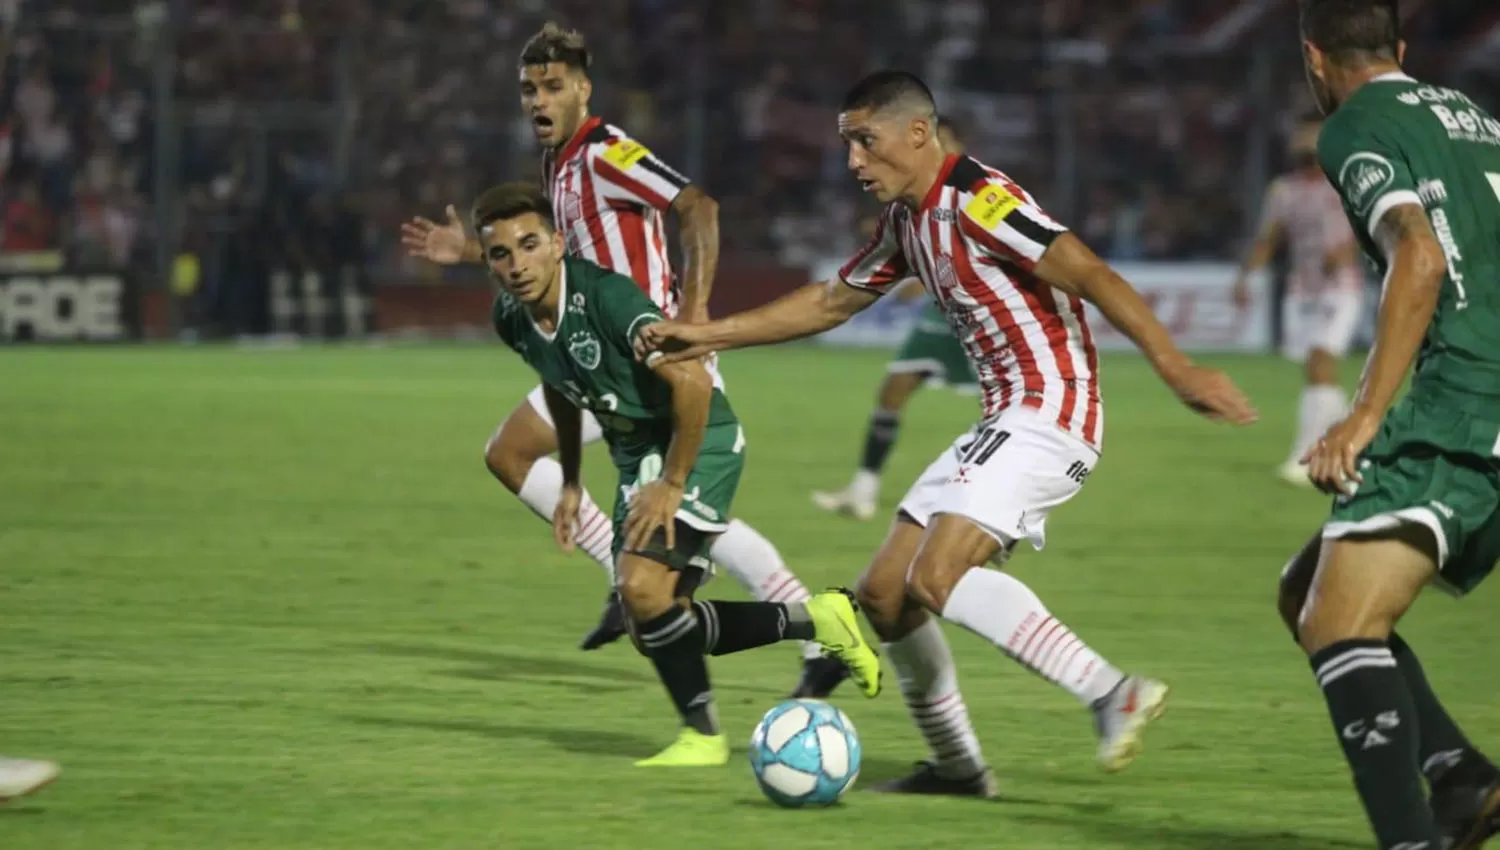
885, 619, 987, 779
572, 495, 615, 572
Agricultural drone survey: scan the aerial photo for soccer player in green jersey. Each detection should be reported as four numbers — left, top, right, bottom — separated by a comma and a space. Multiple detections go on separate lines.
814, 118, 979, 521
472, 182, 882, 767
1279, 2, 1500, 847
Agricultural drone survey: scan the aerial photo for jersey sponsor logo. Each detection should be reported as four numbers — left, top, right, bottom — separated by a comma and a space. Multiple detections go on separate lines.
1398, 91, 1422, 106
569, 291, 587, 314
602, 139, 650, 171
1429, 208, 1470, 309
567, 329, 602, 370
1337, 152, 1396, 217
963, 184, 1022, 230
930, 208, 957, 222
1416, 178, 1448, 207
1428, 104, 1500, 146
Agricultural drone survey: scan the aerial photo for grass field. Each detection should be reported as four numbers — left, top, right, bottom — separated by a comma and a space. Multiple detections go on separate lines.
2, 343, 1497, 849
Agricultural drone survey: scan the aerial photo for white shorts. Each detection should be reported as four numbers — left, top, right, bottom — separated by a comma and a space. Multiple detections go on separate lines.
897, 406, 1099, 562
1282, 289, 1364, 361
526, 384, 606, 445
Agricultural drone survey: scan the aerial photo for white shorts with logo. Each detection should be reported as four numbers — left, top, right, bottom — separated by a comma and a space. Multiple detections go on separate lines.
898, 406, 1099, 563
1282, 288, 1364, 361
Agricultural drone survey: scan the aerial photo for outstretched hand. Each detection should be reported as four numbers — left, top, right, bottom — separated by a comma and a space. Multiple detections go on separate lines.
633, 321, 716, 366
1163, 365, 1258, 425
400, 205, 470, 265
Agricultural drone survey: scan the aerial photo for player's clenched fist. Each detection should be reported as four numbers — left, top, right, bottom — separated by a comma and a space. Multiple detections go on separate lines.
1162, 365, 1258, 425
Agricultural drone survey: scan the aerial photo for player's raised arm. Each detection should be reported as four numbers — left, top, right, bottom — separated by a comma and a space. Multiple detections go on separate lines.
634, 279, 880, 365
400, 204, 484, 265
1030, 232, 1257, 425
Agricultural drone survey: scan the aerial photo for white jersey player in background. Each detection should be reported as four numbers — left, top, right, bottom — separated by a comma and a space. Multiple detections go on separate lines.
1233, 119, 1364, 487
637, 70, 1256, 795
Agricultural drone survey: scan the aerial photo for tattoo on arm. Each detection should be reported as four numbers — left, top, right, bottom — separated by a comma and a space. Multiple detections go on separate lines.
1374, 204, 1438, 262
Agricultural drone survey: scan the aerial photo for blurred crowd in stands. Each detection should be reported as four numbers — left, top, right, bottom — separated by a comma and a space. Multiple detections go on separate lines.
3, 0, 1498, 286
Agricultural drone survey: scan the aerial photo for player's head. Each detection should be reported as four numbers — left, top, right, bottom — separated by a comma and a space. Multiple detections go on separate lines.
1289, 117, 1322, 171
519, 22, 593, 148
1300, 0, 1405, 115
838, 71, 943, 205
471, 182, 565, 305
936, 114, 965, 156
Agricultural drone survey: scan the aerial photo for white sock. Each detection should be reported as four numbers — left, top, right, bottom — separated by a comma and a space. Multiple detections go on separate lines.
885, 618, 986, 779
1289, 384, 1348, 464
849, 468, 880, 503
516, 458, 614, 574
941, 568, 1124, 707
709, 520, 821, 661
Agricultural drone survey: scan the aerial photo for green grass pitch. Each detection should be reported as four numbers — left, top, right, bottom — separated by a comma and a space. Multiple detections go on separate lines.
2, 344, 1495, 849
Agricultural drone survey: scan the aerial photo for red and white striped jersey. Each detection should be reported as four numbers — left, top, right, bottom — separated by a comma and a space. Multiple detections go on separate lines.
840, 154, 1103, 447
542, 117, 691, 315
1259, 172, 1362, 297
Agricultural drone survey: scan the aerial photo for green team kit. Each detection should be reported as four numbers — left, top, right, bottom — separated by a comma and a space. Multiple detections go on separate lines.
1319, 72, 1500, 593
492, 256, 746, 565
891, 300, 977, 389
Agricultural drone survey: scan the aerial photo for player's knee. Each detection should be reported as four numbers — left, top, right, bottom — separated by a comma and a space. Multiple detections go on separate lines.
904, 550, 971, 614
616, 558, 677, 622
854, 571, 904, 634
482, 430, 523, 487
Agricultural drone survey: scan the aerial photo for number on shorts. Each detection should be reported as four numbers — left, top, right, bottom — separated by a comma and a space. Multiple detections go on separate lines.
638, 452, 663, 484
961, 427, 1010, 466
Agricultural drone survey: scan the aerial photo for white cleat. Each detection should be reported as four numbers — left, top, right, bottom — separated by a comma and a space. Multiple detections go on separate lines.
810, 486, 878, 521
1092, 676, 1169, 773
1276, 461, 1316, 489
0, 758, 59, 802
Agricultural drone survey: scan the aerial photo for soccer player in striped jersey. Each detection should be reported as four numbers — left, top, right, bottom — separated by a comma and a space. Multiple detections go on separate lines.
1233, 117, 1366, 487
812, 117, 978, 521
400, 23, 845, 699
638, 71, 1256, 793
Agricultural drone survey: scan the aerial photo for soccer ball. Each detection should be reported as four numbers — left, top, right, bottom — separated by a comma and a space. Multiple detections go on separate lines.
749, 699, 861, 807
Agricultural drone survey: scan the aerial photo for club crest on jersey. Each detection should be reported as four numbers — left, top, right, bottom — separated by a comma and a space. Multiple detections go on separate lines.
602, 139, 650, 171
567, 330, 602, 370
963, 184, 1022, 230
569, 292, 587, 314
934, 255, 958, 295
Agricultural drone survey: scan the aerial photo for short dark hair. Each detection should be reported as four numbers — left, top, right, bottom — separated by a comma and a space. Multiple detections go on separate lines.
936, 113, 963, 143
841, 70, 936, 117
1301, 0, 1400, 63
471, 182, 555, 235
518, 21, 591, 73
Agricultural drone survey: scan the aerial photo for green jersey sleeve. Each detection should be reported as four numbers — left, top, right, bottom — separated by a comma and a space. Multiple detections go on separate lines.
1319, 106, 1423, 240
592, 273, 667, 356
491, 291, 521, 351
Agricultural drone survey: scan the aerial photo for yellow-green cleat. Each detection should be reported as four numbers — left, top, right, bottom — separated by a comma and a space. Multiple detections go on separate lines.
634, 728, 730, 767
805, 589, 883, 698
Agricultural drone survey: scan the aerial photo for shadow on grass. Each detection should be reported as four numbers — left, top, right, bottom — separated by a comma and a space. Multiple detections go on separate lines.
1007, 809, 1367, 850
344, 713, 664, 759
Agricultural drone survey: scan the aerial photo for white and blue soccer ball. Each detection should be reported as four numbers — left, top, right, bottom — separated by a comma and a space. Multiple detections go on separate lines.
749, 699, 861, 808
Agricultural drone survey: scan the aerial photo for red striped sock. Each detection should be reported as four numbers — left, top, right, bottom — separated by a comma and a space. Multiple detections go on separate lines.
942, 568, 1124, 706
886, 618, 986, 779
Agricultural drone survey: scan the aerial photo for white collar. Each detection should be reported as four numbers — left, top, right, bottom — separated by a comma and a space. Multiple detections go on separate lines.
1371, 71, 1416, 83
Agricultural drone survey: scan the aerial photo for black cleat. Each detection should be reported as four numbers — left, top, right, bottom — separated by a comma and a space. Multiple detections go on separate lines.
789, 655, 850, 699
867, 761, 999, 799
579, 591, 627, 651
1433, 776, 1500, 850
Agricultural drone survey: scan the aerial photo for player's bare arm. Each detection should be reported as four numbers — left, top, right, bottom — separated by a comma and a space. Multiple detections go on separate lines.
1304, 203, 1445, 494
400, 205, 484, 266
671, 186, 720, 323
1034, 232, 1257, 425
634, 279, 881, 365
542, 383, 586, 552
623, 356, 714, 552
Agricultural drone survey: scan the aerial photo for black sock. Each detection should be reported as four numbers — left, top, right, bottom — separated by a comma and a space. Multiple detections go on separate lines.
693, 600, 814, 656
1311, 639, 1440, 849
637, 607, 717, 735
859, 409, 901, 473
1390, 632, 1498, 786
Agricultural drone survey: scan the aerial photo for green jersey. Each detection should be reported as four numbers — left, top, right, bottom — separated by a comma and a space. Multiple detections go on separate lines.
491, 256, 738, 461
1318, 71, 1500, 429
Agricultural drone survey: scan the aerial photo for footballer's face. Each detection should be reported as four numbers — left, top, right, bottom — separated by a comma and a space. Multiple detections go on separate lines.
520, 63, 591, 148
839, 107, 937, 206
481, 212, 565, 306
